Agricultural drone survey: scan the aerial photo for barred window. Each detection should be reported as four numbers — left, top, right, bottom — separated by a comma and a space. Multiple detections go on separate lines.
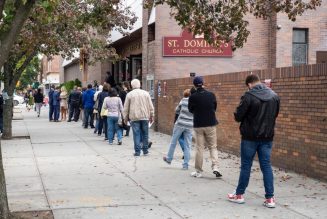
292, 29, 308, 66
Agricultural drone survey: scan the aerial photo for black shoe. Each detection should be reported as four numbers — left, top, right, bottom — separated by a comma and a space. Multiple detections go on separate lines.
90, 126, 95, 129
213, 170, 222, 178
182, 156, 184, 159
84, 126, 88, 129
133, 153, 140, 157
104, 138, 108, 141
67, 120, 71, 122
163, 156, 171, 164
148, 142, 152, 149
118, 141, 122, 145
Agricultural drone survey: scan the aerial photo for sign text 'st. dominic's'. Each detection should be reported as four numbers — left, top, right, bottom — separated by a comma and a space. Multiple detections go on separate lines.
163, 30, 233, 57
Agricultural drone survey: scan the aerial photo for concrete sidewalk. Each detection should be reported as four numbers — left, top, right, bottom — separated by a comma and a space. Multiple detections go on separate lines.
1, 106, 326, 219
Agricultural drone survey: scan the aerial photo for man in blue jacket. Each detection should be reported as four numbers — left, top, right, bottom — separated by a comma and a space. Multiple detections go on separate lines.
48, 85, 55, 121
52, 86, 61, 122
82, 84, 95, 129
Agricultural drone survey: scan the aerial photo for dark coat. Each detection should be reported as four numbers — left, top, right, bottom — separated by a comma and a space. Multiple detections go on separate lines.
234, 84, 280, 141
48, 89, 54, 106
68, 90, 82, 106
188, 87, 218, 128
34, 92, 44, 103
98, 91, 109, 112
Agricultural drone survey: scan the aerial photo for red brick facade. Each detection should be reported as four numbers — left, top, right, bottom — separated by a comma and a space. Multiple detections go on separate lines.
156, 64, 327, 181
141, 1, 327, 81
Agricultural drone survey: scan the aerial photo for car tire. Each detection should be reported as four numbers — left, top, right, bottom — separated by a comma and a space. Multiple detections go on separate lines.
13, 100, 19, 106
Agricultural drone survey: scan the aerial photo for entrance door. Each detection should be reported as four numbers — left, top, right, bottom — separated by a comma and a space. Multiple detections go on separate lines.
131, 56, 142, 81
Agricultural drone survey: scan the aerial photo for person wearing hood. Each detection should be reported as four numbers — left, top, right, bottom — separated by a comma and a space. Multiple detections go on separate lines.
93, 85, 103, 134
82, 84, 95, 129
228, 74, 280, 208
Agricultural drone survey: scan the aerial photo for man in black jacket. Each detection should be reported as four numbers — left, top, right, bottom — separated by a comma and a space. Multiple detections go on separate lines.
188, 76, 222, 178
68, 86, 82, 122
228, 74, 280, 208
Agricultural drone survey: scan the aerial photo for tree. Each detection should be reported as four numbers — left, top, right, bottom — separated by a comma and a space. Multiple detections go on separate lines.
16, 56, 40, 91
0, 0, 38, 71
2, 0, 136, 139
0, 1, 136, 218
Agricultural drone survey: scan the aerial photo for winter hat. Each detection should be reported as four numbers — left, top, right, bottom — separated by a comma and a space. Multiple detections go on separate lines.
193, 76, 203, 87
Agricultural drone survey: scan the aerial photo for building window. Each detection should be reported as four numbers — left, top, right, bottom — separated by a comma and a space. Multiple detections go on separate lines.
47, 59, 52, 72
292, 28, 308, 66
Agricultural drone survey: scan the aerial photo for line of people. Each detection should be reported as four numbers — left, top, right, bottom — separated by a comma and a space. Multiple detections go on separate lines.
162, 75, 280, 208
47, 79, 154, 154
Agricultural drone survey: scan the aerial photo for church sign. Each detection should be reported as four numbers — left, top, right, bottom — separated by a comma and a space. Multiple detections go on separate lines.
163, 30, 233, 57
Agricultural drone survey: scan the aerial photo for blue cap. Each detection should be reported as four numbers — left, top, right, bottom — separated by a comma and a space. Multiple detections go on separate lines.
193, 76, 203, 86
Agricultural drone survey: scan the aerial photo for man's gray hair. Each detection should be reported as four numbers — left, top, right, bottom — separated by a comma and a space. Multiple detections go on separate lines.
131, 79, 141, 89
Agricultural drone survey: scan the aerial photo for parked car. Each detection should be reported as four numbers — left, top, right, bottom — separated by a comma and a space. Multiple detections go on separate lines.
13, 94, 24, 106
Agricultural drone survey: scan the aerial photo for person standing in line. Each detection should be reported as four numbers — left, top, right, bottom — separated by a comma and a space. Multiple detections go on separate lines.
123, 79, 154, 156
228, 75, 280, 208
82, 84, 95, 129
103, 88, 123, 145
52, 87, 61, 122
48, 85, 55, 121
188, 76, 222, 178
33, 88, 44, 117
119, 81, 131, 136
98, 84, 110, 140
105, 71, 116, 87
93, 85, 103, 134
0, 92, 3, 133
163, 89, 193, 170
80, 87, 87, 126
68, 86, 82, 122
60, 87, 68, 121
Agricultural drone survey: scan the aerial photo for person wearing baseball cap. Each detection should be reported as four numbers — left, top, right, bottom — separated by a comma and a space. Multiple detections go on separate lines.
188, 76, 222, 178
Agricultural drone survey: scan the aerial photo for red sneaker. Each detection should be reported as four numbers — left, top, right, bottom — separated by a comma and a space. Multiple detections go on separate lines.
228, 192, 245, 204
263, 197, 276, 208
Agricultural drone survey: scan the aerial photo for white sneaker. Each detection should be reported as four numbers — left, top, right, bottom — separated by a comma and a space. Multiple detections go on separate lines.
227, 191, 245, 204
190, 171, 202, 178
263, 197, 276, 208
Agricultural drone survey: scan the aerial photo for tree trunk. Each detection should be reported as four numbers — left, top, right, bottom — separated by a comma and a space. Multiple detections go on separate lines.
0, 141, 11, 219
0, 0, 36, 70
2, 63, 14, 140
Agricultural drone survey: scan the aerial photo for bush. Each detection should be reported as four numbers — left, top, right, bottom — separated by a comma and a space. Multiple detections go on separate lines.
60, 78, 82, 94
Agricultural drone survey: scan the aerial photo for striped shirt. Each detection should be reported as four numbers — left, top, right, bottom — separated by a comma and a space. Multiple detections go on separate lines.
175, 97, 193, 129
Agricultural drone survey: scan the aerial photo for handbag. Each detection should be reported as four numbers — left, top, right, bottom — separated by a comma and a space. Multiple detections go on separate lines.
100, 98, 108, 117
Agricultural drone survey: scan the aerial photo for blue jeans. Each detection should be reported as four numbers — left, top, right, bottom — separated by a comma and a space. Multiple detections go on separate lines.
84, 108, 94, 128
131, 120, 149, 155
53, 105, 60, 121
107, 116, 122, 144
49, 104, 54, 121
236, 140, 274, 199
166, 125, 192, 168
178, 135, 185, 152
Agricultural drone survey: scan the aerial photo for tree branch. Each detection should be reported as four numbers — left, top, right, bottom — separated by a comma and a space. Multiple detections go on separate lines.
13, 50, 37, 86
0, 0, 36, 69
0, 0, 6, 21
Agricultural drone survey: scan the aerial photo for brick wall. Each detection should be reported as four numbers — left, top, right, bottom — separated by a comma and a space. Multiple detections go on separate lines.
156, 64, 327, 181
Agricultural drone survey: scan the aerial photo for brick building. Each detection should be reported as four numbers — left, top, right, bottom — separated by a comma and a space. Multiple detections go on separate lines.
104, 1, 327, 95
41, 55, 61, 94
